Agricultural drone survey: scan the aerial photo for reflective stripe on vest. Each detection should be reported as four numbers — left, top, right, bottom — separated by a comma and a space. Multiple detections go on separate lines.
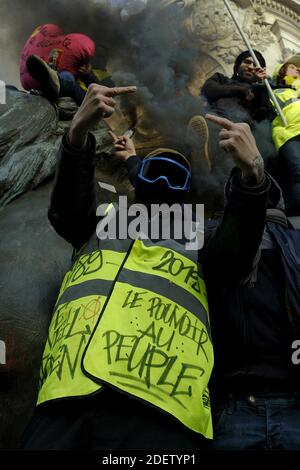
275, 94, 300, 111
38, 238, 213, 438
38, 246, 128, 405
272, 88, 300, 149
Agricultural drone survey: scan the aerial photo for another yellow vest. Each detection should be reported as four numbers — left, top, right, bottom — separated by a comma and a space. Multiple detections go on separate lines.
38, 226, 213, 438
272, 85, 300, 150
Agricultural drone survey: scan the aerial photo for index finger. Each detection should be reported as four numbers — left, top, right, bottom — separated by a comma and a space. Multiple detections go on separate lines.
205, 113, 234, 130
106, 86, 137, 97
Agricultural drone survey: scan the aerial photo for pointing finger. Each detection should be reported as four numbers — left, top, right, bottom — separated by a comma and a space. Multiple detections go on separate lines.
106, 86, 137, 97
205, 113, 234, 130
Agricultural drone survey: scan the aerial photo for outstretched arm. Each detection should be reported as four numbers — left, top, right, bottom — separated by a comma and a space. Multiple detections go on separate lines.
201, 114, 271, 284
48, 84, 137, 249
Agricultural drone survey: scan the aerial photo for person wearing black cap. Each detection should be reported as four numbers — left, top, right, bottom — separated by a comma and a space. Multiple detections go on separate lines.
187, 51, 273, 215
201, 49, 272, 124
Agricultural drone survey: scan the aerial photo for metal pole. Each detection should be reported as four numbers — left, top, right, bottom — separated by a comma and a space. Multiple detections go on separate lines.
223, 0, 287, 126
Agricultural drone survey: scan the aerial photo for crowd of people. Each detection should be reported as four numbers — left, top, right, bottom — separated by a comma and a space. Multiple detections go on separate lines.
18, 32, 300, 450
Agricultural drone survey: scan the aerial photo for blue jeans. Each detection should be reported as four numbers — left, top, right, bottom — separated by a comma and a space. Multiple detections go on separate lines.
58, 71, 85, 106
212, 392, 300, 449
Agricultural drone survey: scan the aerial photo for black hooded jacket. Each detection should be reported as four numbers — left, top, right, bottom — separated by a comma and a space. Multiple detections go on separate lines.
202, 170, 300, 393
202, 74, 274, 122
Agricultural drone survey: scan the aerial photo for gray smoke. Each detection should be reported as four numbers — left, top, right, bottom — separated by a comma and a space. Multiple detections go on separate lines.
0, 0, 125, 81
0, 1, 201, 131
0, 2, 206, 164
0, 0, 278, 209
102, 2, 204, 146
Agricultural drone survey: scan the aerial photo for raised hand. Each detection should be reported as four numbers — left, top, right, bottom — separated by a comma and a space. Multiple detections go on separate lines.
69, 84, 137, 148
108, 130, 136, 161
253, 67, 267, 81
206, 113, 265, 185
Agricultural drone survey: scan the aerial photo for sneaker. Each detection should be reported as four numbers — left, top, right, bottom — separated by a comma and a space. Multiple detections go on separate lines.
186, 115, 212, 171
26, 55, 60, 101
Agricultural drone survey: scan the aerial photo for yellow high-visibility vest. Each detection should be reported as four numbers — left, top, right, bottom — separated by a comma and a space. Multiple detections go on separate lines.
38, 222, 213, 438
272, 86, 300, 150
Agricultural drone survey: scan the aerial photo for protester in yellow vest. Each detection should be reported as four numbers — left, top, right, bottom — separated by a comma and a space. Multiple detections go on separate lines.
20, 82, 214, 450
20, 83, 271, 450
272, 55, 300, 216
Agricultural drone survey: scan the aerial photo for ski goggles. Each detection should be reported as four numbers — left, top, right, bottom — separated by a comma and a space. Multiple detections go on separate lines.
138, 157, 191, 191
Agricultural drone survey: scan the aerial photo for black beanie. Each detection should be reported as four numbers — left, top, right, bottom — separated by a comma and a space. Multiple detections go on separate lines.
233, 50, 266, 76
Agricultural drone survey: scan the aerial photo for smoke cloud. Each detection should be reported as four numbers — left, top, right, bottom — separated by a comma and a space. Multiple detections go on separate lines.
0, 0, 201, 129
0, 1, 205, 157
0, 0, 277, 209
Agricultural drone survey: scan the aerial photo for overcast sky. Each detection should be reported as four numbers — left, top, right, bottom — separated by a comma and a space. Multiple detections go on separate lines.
0, 24, 21, 88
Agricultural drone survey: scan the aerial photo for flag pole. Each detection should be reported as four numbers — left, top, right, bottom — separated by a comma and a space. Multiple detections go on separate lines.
223, 0, 287, 126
